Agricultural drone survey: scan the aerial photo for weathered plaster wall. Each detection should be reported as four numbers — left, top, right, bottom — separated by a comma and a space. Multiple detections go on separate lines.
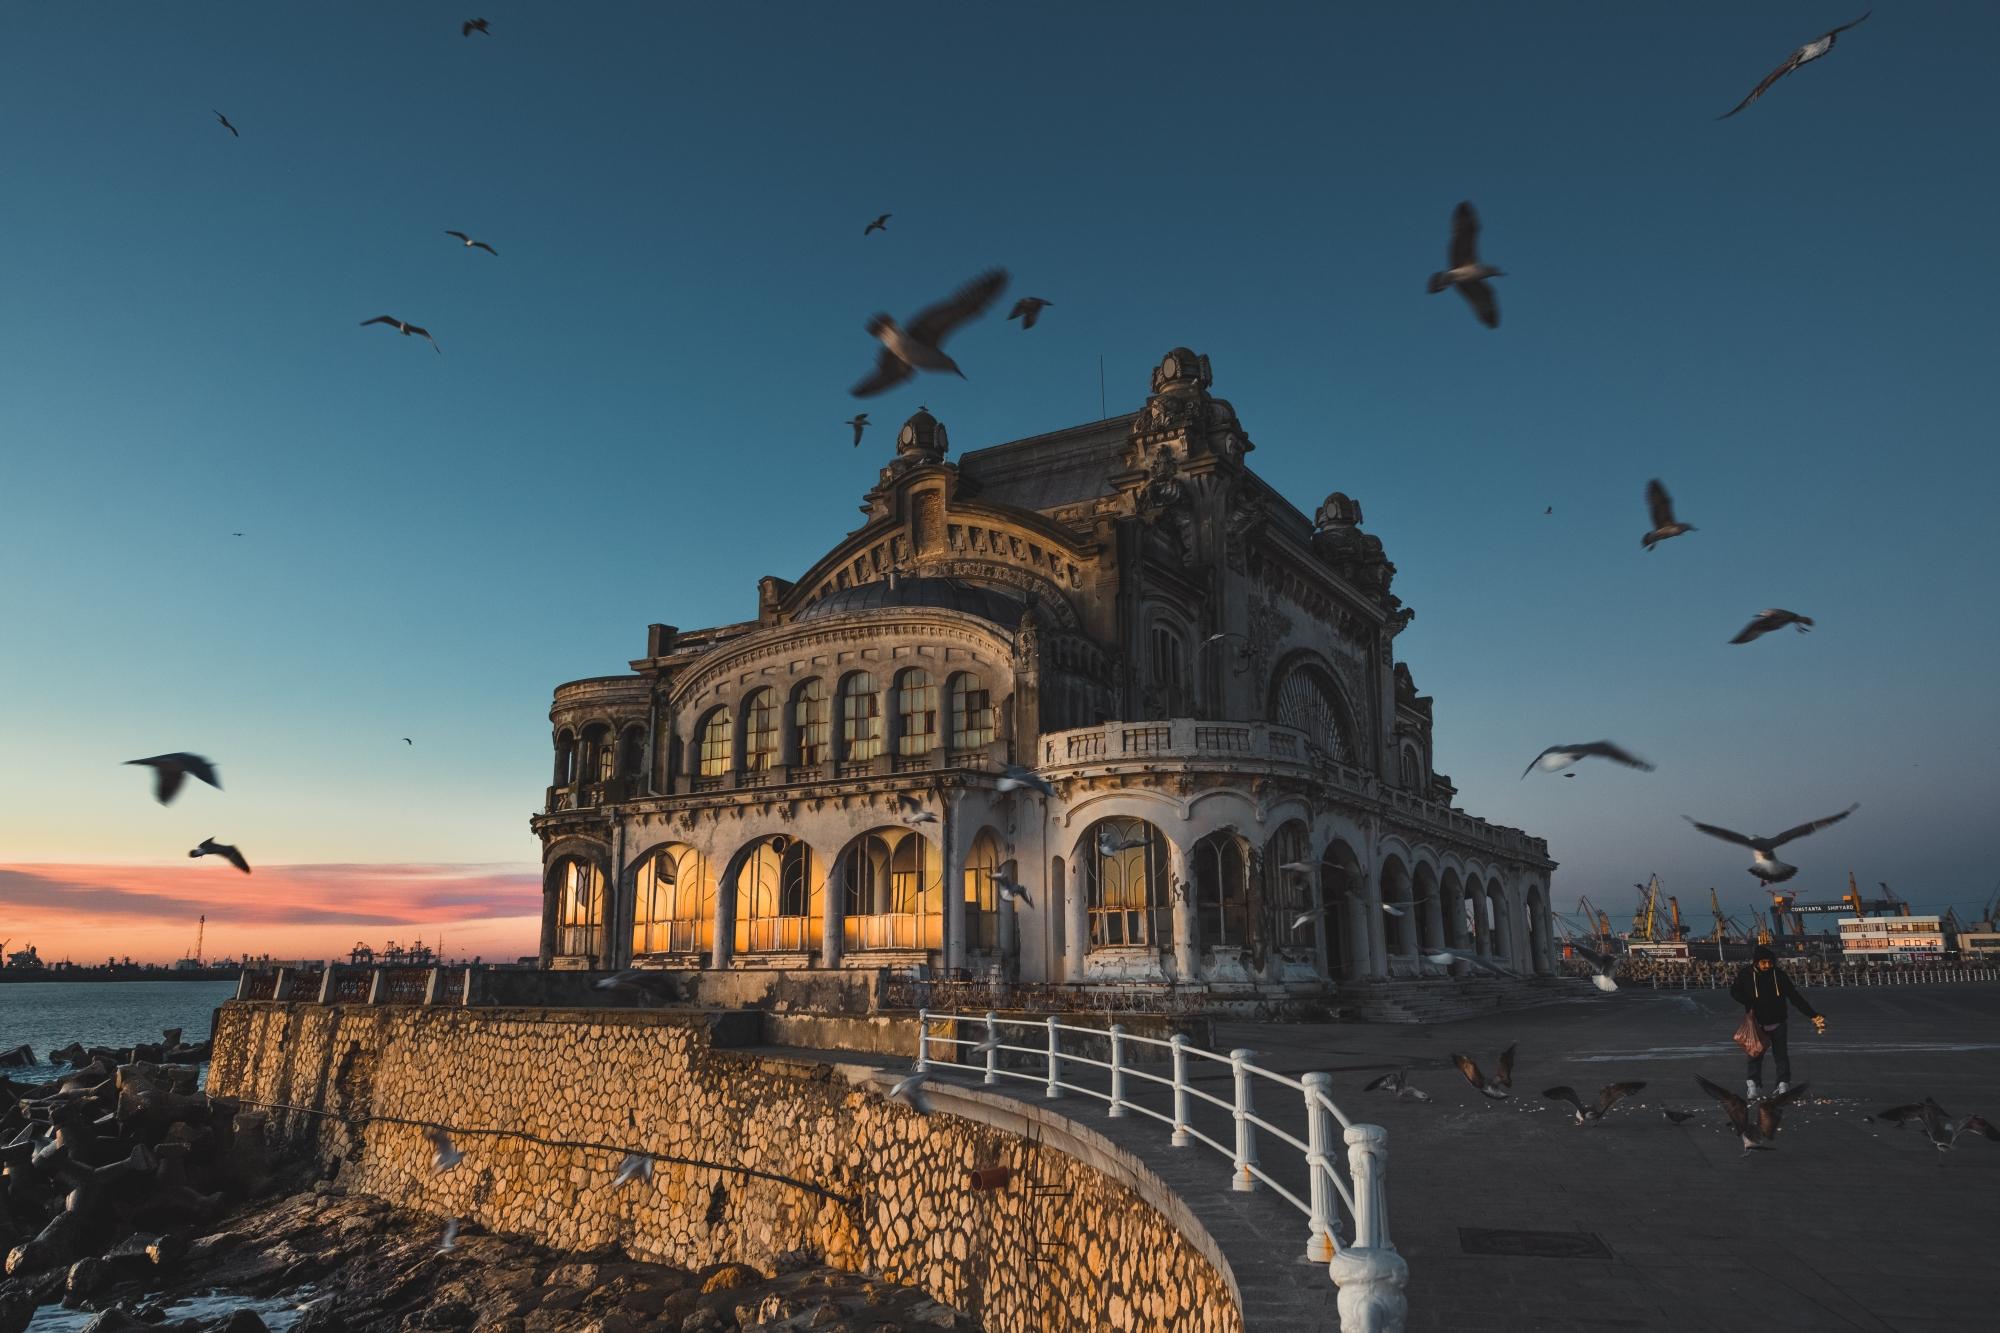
210, 1002, 1241, 1333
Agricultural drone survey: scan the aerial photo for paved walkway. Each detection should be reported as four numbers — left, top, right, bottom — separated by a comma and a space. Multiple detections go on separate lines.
818, 982, 2000, 1331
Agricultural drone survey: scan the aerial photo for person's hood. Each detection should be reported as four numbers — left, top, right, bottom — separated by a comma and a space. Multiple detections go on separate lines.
1753, 946, 1776, 964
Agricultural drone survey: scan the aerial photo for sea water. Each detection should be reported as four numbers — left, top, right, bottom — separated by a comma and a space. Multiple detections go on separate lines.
0, 979, 237, 1082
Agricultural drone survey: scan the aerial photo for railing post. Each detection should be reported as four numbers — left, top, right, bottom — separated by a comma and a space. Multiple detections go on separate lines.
1302, 1073, 1337, 1262
1230, 1047, 1258, 1191
1170, 1034, 1192, 1147
915, 1008, 931, 1073
1108, 1024, 1128, 1118
317, 965, 338, 1005
1327, 1123, 1407, 1332
983, 1011, 1000, 1086
365, 968, 386, 1005
1044, 1016, 1062, 1099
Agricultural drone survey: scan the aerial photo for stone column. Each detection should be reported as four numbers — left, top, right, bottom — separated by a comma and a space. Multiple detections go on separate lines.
538, 864, 558, 968
820, 856, 844, 969
1170, 840, 1198, 982
1063, 854, 1089, 984
1472, 887, 1490, 958
607, 821, 628, 971
1364, 867, 1389, 980
1420, 885, 1445, 967
942, 809, 967, 975
711, 856, 737, 971
1492, 888, 1513, 968
1310, 866, 1331, 981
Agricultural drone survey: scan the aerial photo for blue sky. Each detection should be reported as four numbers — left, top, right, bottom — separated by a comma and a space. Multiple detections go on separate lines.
2, 4, 1996, 959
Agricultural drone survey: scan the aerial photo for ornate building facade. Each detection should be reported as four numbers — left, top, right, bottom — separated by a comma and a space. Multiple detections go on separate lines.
531, 349, 1557, 996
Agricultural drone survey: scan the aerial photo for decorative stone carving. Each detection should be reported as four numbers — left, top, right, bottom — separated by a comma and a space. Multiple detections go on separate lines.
1223, 486, 1265, 574
1137, 451, 1195, 565
1311, 491, 1405, 620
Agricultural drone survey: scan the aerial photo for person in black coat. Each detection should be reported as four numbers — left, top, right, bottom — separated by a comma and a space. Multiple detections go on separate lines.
1729, 945, 1827, 1098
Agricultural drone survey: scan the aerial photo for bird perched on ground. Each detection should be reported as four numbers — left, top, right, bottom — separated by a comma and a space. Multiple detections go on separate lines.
1683, 804, 1859, 884
1730, 609, 1814, 645
996, 763, 1054, 799
361, 316, 440, 353
444, 231, 497, 255
1696, 1075, 1806, 1151
611, 1153, 655, 1189
1451, 1044, 1516, 1100
437, 1219, 461, 1253
846, 413, 869, 447
993, 862, 1033, 910
189, 838, 250, 874
1543, 1082, 1648, 1126
1642, 479, 1695, 550
1662, 1108, 1697, 1125
427, 1127, 463, 1172
1427, 201, 1503, 329
1718, 12, 1871, 120
888, 1071, 931, 1115
1522, 741, 1654, 780
850, 268, 1008, 397
213, 111, 238, 138
1569, 941, 1621, 993
1361, 1069, 1432, 1103
864, 213, 890, 235
1875, 1098, 1999, 1156
462, 18, 490, 37
126, 753, 221, 804
1007, 297, 1052, 329
895, 794, 938, 826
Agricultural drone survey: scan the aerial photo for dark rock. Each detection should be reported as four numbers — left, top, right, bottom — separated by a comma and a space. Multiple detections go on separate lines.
414, 1299, 474, 1329
699, 1263, 763, 1295
212, 1310, 269, 1333
0, 1048, 31, 1071
82, 1310, 156, 1333
64, 1254, 110, 1302
0, 1282, 34, 1333
678, 1310, 730, 1333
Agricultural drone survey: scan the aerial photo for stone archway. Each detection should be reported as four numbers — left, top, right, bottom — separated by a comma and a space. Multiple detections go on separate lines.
1319, 838, 1371, 981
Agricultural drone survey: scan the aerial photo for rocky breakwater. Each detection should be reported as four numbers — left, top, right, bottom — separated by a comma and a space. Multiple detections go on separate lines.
0, 1057, 261, 1331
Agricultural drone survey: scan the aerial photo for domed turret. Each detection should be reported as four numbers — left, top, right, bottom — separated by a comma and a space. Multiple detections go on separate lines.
896, 406, 949, 462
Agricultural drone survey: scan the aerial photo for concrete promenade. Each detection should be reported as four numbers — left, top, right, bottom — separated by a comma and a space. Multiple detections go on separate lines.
892, 981, 2000, 1331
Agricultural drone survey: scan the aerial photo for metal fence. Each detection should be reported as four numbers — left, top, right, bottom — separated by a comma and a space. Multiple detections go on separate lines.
1569, 958, 2000, 989
885, 976, 1215, 1015
915, 1008, 1406, 1328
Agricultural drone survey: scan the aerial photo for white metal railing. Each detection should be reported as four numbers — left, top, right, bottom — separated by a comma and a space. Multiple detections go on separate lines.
913, 1009, 1406, 1327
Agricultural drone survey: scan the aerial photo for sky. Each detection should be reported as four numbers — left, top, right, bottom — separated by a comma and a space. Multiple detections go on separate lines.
2, 4, 1997, 965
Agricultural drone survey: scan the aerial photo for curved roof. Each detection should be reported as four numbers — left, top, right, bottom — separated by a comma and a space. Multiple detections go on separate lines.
793, 577, 1030, 628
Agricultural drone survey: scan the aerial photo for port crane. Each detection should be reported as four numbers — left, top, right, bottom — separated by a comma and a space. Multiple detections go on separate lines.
1766, 872, 1910, 947
1631, 878, 1662, 943
1575, 896, 1614, 949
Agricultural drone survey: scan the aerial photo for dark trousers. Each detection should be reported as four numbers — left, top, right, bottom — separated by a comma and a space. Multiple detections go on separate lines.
1746, 1020, 1791, 1085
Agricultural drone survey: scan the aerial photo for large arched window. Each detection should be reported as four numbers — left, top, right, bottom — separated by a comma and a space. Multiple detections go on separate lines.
615, 725, 645, 780
582, 722, 614, 783
1194, 830, 1250, 948
964, 831, 1003, 954
697, 708, 731, 777
949, 673, 993, 750
791, 679, 829, 767
552, 856, 604, 959
840, 828, 941, 952
1149, 622, 1189, 718
839, 673, 882, 761
632, 844, 712, 955
553, 730, 577, 786
1081, 817, 1169, 949
1399, 745, 1421, 791
1266, 821, 1314, 948
894, 669, 937, 759
742, 689, 778, 773
737, 837, 818, 953
1272, 661, 1354, 763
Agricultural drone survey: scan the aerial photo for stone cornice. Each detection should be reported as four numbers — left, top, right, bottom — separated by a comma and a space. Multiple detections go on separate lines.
668, 612, 1017, 712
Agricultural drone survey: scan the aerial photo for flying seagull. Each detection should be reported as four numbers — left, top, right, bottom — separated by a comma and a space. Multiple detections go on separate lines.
611, 1153, 655, 1189
996, 763, 1054, 799
403, 737, 413, 746
864, 213, 890, 235
1683, 804, 1859, 884
1007, 298, 1052, 329
887, 1070, 932, 1115
1662, 1108, 1698, 1125
426, 1127, 463, 1172
1289, 906, 1326, 933
126, 753, 221, 805
1568, 941, 1621, 992
1097, 828, 1149, 857
850, 268, 1009, 397
993, 862, 1033, 910
1642, 479, 1695, 549
1730, 609, 1814, 645
1277, 860, 1319, 877
846, 413, 869, 447
437, 1219, 461, 1253
1427, 948, 1510, 975
1522, 741, 1654, 779
1697, 1075, 1807, 1151
360, 316, 440, 353
189, 838, 250, 875
1875, 1098, 1999, 1156
1451, 1043, 1516, 1100
462, 18, 490, 37
213, 111, 238, 138
1543, 1082, 1648, 1126
1361, 1069, 1432, 1102
1718, 12, 1871, 120
594, 970, 679, 1000
1427, 201, 1503, 329
895, 794, 938, 826
444, 231, 497, 255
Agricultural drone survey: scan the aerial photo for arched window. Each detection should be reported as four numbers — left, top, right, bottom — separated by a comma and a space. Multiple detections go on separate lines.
1149, 623, 1188, 718
582, 722, 613, 783
964, 832, 1003, 954
697, 708, 731, 777
632, 844, 712, 955
1399, 746, 1421, 791
840, 828, 941, 952
840, 673, 882, 762
737, 837, 818, 952
553, 857, 604, 959
1272, 662, 1353, 763
895, 669, 937, 758
791, 679, 829, 767
616, 725, 645, 780
553, 730, 576, 786
1194, 831, 1249, 948
948, 673, 993, 750
742, 689, 778, 772
1266, 822, 1314, 948
1082, 817, 1168, 949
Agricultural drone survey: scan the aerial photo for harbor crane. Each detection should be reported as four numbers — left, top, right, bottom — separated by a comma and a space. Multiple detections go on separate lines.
1631, 877, 1663, 943
1575, 896, 1614, 949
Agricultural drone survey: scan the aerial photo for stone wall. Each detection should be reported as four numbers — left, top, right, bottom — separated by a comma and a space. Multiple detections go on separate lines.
210, 1002, 1242, 1333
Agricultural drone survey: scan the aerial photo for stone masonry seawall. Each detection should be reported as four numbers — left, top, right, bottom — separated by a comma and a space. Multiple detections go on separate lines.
209, 1002, 1243, 1333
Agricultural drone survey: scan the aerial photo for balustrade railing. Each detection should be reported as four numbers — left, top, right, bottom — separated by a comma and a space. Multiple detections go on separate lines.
914, 1008, 1405, 1327
1568, 958, 2000, 990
